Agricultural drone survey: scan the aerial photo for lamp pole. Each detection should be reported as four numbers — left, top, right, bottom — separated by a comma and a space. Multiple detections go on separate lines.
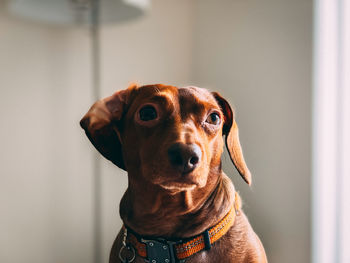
90, 0, 102, 262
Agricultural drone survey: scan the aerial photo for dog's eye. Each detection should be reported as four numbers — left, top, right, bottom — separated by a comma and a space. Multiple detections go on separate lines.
206, 112, 221, 125
139, 105, 157, 121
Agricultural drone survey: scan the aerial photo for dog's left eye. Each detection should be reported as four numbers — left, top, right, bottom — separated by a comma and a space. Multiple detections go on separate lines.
206, 112, 221, 125
139, 105, 158, 121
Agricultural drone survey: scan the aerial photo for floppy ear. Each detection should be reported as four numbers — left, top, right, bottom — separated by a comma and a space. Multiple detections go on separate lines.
212, 92, 252, 185
80, 85, 135, 170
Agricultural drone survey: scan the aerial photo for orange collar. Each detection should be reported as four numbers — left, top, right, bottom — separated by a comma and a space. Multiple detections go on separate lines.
122, 193, 241, 263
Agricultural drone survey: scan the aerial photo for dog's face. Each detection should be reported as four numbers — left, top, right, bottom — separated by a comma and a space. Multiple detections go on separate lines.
80, 84, 251, 193
120, 85, 224, 191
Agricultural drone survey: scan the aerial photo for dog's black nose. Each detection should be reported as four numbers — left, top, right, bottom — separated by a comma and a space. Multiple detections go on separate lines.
168, 143, 202, 173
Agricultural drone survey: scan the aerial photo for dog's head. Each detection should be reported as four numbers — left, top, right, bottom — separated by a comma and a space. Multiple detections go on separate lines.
80, 84, 251, 192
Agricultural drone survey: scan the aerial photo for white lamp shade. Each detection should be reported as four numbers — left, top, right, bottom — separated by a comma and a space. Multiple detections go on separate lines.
7, 0, 150, 25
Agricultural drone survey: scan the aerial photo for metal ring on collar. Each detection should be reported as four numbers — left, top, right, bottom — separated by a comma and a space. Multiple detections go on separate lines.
119, 245, 136, 263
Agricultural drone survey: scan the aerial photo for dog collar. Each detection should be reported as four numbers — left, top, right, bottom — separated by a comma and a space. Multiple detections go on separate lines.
119, 193, 241, 263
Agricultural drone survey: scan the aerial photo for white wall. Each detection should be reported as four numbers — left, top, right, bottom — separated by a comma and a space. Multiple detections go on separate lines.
191, 1, 312, 263
0, 10, 94, 263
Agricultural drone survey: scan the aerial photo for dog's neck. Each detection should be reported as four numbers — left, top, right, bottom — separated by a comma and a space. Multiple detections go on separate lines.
119, 171, 235, 238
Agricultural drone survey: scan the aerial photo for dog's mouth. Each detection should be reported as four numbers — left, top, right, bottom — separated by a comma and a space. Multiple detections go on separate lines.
159, 181, 197, 193
157, 170, 207, 192
158, 180, 199, 194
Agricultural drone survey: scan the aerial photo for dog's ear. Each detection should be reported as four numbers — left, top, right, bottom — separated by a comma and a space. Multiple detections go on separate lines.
212, 92, 252, 185
80, 84, 136, 170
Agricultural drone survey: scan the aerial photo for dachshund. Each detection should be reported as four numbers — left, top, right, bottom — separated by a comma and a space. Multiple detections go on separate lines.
80, 84, 267, 263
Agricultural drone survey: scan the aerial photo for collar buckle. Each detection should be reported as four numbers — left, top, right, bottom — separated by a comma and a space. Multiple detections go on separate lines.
141, 238, 184, 263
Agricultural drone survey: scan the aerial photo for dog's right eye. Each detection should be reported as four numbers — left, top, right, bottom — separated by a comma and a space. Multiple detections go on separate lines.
139, 105, 158, 121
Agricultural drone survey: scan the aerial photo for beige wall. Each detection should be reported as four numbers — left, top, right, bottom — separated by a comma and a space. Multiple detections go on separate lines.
192, 1, 312, 263
0, 10, 95, 263
0, 0, 312, 262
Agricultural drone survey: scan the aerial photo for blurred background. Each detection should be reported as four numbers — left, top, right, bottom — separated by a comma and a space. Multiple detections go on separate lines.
0, 0, 349, 263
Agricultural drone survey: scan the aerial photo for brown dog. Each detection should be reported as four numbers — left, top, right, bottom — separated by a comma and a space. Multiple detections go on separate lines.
80, 84, 267, 263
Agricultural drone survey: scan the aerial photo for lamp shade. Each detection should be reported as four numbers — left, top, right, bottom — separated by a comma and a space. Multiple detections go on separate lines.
6, 0, 150, 25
